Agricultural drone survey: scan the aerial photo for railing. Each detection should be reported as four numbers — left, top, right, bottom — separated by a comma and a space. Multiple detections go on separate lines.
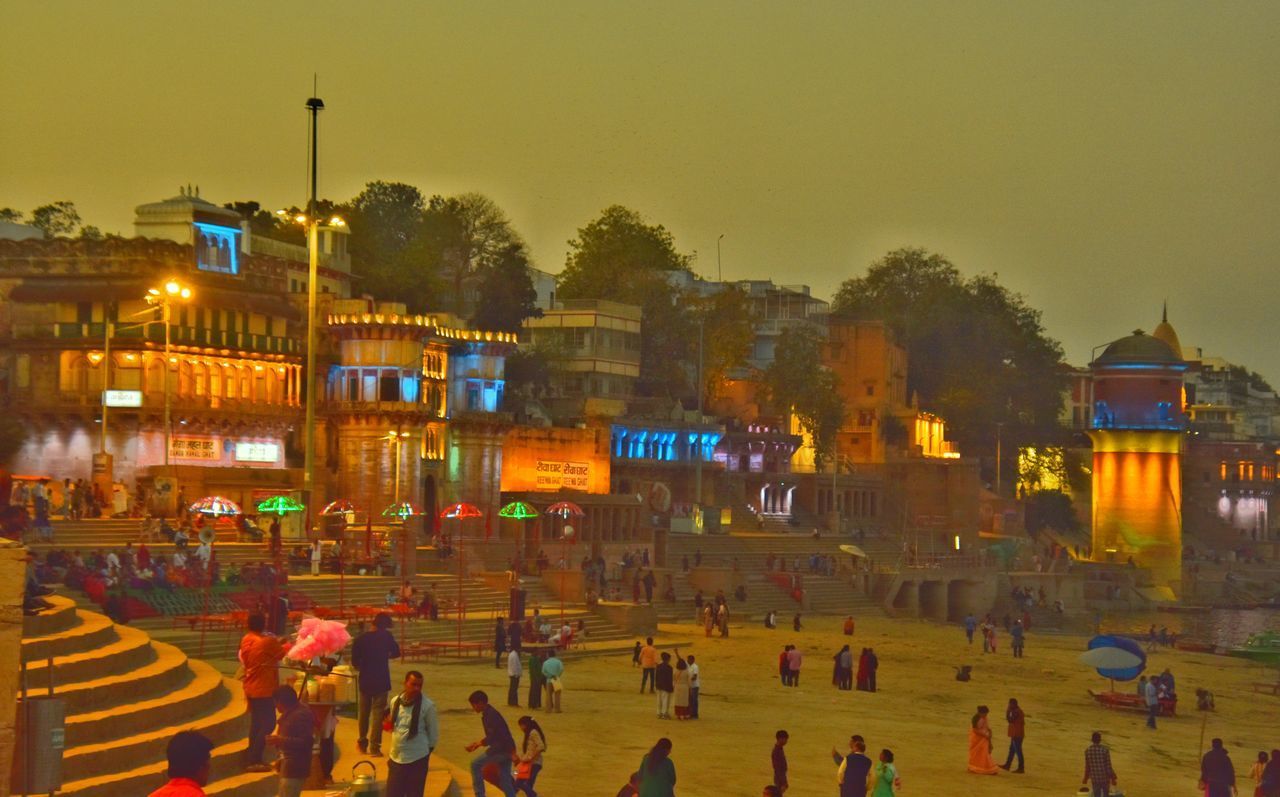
20, 322, 299, 355
52, 391, 298, 415
899, 552, 994, 571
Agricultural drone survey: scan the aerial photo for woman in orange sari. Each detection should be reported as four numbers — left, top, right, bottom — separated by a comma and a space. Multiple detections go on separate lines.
967, 705, 999, 775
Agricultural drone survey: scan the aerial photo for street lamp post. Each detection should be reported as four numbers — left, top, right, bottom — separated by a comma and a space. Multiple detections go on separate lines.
146, 280, 192, 466
302, 94, 325, 537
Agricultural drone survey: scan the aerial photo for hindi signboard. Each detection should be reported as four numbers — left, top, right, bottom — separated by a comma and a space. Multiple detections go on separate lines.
102, 390, 143, 408
534, 460, 591, 491
170, 435, 220, 461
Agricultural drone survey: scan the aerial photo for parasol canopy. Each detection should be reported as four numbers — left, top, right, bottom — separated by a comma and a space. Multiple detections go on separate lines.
320, 499, 357, 516
545, 501, 585, 518
499, 501, 540, 520
256, 495, 304, 516
188, 496, 242, 517
1084, 635, 1147, 681
381, 502, 423, 519
440, 502, 483, 520
839, 544, 867, 558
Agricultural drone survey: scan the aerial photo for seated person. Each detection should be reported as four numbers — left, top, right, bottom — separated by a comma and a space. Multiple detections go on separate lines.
173, 527, 190, 550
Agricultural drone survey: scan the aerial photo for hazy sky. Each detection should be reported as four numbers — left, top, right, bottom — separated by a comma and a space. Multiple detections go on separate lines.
5, 2, 1279, 375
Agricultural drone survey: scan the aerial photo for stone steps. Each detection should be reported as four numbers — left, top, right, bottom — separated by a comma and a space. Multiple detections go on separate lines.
21, 596, 273, 797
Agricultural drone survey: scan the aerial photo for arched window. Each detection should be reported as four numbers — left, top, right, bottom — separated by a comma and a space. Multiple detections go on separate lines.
178, 361, 192, 397
265, 368, 278, 404
192, 362, 207, 397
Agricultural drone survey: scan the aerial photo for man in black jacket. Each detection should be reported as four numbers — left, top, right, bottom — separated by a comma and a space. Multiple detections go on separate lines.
352, 612, 401, 756
655, 652, 675, 719
831, 735, 873, 797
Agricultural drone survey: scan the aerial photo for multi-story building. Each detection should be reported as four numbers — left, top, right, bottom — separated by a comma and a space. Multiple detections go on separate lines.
521, 299, 641, 417
734, 280, 829, 370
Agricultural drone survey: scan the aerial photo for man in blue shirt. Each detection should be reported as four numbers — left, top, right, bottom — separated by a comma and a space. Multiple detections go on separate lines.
465, 690, 517, 797
542, 651, 565, 713
352, 612, 401, 756
386, 671, 439, 797
1144, 677, 1159, 729
964, 614, 977, 645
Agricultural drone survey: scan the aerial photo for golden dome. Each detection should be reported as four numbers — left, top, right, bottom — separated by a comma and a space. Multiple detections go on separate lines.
1151, 302, 1183, 360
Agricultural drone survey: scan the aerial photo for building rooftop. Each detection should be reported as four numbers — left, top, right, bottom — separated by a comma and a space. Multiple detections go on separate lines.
1094, 329, 1184, 367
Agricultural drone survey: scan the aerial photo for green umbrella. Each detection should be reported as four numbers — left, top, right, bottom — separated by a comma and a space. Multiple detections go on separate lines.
499, 501, 539, 520
256, 495, 304, 516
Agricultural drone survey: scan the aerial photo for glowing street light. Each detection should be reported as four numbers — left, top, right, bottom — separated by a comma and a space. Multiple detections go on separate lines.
145, 278, 193, 465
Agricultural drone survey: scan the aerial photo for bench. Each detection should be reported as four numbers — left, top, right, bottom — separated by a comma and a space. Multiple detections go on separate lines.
1251, 682, 1280, 695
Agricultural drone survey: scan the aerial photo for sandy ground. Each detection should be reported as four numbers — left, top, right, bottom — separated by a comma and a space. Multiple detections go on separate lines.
298, 614, 1279, 797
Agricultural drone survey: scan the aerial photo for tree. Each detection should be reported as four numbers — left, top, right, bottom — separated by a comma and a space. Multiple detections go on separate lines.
832, 247, 1066, 456
29, 201, 81, 237
1023, 489, 1081, 537
688, 287, 756, 409
759, 326, 847, 469
0, 208, 23, 223
345, 182, 438, 311
559, 205, 695, 396
425, 193, 524, 315
470, 243, 542, 333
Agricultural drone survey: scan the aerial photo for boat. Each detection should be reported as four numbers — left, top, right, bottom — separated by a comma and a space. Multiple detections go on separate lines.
1225, 631, 1280, 666
1088, 689, 1177, 716
1174, 639, 1217, 654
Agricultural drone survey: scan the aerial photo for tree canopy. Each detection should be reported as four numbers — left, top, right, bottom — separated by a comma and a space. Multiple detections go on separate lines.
470, 243, 542, 333
832, 248, 1065, 455
558, 205, 699, 397
759, 326, 846, 469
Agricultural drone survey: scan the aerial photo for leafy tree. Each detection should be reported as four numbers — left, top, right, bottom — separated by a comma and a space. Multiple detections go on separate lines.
470, 243, 542, 333
759, 326, 846, 469
222, 200, 298, 241
344, 182, 437, 310
30, 201, 81, 237
688, 287, 756, 409
559, 205, 695, 396
0, 208, 23, 223
832, 247, 1065, 457
425, 193, 524, 315
78, 225, 104, 241
1023, 489, 1081, 536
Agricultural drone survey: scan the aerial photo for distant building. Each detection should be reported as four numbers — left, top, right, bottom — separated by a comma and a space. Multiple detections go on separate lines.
521, 299, 641, 417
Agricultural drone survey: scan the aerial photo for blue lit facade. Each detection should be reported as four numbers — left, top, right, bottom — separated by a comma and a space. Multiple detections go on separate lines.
611, 423, 722, 463
193, 222, 240, 275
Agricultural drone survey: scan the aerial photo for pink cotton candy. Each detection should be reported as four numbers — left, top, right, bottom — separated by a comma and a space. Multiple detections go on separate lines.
285, 617, 351, 661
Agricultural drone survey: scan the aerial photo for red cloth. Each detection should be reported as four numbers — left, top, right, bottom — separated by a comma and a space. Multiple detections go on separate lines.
148, 777, 206, 797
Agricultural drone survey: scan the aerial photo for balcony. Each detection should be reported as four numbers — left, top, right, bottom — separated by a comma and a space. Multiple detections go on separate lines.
47, 391, 299, 419
14, 322, 299, 357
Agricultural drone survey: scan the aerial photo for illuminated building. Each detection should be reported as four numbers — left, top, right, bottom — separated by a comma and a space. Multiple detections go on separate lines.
1087, 329, 1188, 590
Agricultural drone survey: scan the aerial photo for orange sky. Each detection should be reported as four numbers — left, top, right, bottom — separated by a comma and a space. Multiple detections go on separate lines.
5, 1, 1279, 375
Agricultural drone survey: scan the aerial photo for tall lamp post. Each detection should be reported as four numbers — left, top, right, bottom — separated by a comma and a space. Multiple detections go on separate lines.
145, 279, 192, 466
301, 93, 325, 538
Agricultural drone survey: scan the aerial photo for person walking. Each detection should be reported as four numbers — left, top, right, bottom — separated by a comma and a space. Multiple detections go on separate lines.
507, 646, 523, 707
541, 650, 564, 713
786, 646, 802, 687
673, 656, 691, 719
238, 613, 285, 773
149, 731, 215, 797
513, 716, 546, 797
998, 698, 1025, 773
1144, 675, 1159, 729
832, 735, 874, 797
1083, 731, 1118, 797
632, 641, 643, 667
527, 648, 545, 710
866, 648, 878, 692
495, 619, 507, 669
386, 671, 439, 797
871, 749, 899, 797
772, 730, 789, 795
637, 738, 676, 797
964, 613, 976, 645
779, 646, 792, 687
655, 652, 675, 719
1251, 752, 1269, 797
352, 612, 401, 757
640, 638, 658, 693
1261, 749, 1280, 797
687, 655, 700, 719
1200, 739, 1236, 797
967, 706, 999, 775
856, 648, 870, 691
837, 645, 854, 690
1011, 621, 1025, 658
268, 686, 314, 797
465, 690, 518, 797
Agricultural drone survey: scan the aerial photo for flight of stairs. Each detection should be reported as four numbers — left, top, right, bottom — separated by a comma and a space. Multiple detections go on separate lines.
659, 533, 891, 621
22, 595, 274, 797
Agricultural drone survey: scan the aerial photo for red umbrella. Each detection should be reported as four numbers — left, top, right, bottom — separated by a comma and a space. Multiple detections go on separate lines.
320, 499, 357, 516
439, 502, 483, 519
545, 501, 585, 518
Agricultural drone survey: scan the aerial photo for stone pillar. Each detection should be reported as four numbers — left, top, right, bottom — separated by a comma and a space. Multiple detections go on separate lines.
0, 542, 28, 794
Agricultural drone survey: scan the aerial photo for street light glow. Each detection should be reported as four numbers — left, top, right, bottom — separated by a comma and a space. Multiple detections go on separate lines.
329, 216, 345, 227
164, 280, 181, 296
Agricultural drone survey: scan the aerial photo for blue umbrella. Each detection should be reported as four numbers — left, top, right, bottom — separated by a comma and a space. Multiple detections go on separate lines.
1085, 635, 1147, 682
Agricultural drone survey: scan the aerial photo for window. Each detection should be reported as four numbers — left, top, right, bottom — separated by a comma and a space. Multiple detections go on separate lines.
865, 384, 875, 397
77, 302, 93, 324
347, 374, 359, 402
194, 223, 240, 274
379, 373, 400, 402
